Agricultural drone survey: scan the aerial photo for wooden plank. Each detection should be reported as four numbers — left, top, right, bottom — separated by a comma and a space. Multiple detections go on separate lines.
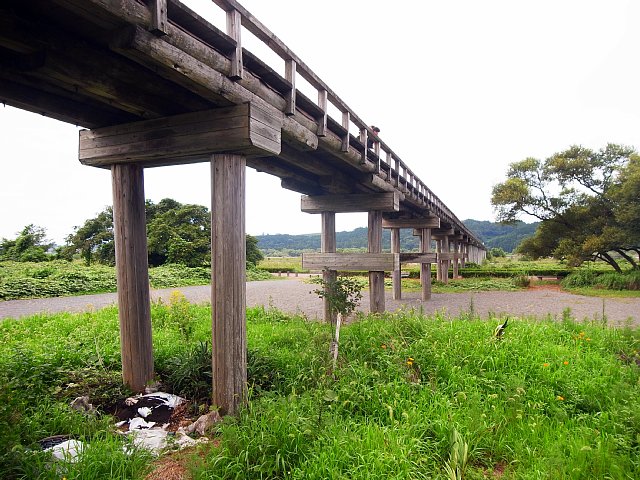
302, 253, 399, 272
368, 210, 385, 313
211, 153, 247, 416
285, 59, 296, 116
301, 192, 399, 213
382, 217, 440, 229
148, 0, 167, 35
400, 252, 437, 264
79, 103, 283, 166
111, 163, 153, 392
227, 8, 243, 80
391, 228, 401, 300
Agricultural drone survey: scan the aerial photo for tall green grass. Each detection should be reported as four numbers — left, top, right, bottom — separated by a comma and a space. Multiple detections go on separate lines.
563, 269, 640, 291
1, 304, 640, 478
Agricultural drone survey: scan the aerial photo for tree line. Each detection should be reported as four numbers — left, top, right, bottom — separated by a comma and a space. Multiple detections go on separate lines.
0, 198, 263, 268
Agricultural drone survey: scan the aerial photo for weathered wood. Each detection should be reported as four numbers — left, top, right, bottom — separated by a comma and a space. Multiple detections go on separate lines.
148, 0, 167, 35
301, 192, 399, 213
368, 211, 385, 313
284, 59, 296, 116
439, 235, 450, 284
400, 252, 437, 264
226, 9, 243, 80
382, 217, 440, 229
341, 111, 350, 152
211, 153, 247, 416
321, 212, 337, 325
111, 163, 153, 392
302, 253, 399, 272
391, 228, 401, 300
420, 228, 432, 301
79, 103, 283, 166
317, 89, 327, 137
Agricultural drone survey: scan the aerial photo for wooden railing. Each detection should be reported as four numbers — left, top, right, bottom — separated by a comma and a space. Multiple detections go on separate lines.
157, 0, 480, 245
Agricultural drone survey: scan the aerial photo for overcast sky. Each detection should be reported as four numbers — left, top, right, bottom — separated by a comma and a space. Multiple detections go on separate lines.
1, 0, 639, 245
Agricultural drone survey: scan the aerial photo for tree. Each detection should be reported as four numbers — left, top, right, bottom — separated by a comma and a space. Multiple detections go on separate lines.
0, 224, 53, 262
63, 199, 264, 268
491, 144, 639, 272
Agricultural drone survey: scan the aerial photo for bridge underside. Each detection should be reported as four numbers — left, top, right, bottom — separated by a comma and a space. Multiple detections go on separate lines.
1, 0, 485, 415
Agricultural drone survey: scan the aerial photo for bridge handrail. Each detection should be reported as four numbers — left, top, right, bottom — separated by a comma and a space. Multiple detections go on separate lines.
202, 0, 481, 245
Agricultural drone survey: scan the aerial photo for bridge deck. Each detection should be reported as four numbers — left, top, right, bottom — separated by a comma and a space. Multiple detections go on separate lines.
0, 0, 482, 247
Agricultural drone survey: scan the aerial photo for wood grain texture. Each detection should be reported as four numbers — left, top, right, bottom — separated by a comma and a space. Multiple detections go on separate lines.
211, 153, 247, 416
382, 217, 440, 229
111, 163, 153, 392
391, 228, 401, 300
321, 212, 337, 325
302, 253, 399, 272
301, 192, 399, 213
420, 228, 432, 301
368, 211, 385, 313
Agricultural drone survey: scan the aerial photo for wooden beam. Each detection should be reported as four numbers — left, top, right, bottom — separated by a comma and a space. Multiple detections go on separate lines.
400, 252, 437, 264
382, 217, 440, 229
211, 153, 247, 416
111, 163, 153, 392
368, 211, 385, 313
79, 103, 283, 167
301, 192, 399, 213
302, 253, 399, 272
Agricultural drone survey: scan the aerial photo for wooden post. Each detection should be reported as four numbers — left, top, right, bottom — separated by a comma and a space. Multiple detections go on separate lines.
211, 153, 247, 416
441, 235, 450, 284
391, 227, 401, 300
435, 239, 442, 282
321, 212, 337, 325
452, 240, 459, 279
112, 163, 153, 392
368, 211, 385, 313
284, 59, 296, 116
420, 228, 432, 300
227, 9, 243, 80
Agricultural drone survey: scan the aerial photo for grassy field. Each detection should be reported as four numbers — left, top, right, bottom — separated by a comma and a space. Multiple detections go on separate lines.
2, 302, 640, 479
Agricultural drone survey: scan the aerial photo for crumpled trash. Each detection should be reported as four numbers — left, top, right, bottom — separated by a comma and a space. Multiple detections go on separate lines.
182, 410, 222, 436
45, 439, 85, 463
70, 396, 95, 413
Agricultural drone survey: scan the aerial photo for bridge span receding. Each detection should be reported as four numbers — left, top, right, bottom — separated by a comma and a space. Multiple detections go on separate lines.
1, 0, 486, 414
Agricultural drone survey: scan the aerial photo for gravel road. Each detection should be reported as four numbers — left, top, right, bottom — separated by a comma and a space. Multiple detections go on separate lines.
1, 278, 638, 326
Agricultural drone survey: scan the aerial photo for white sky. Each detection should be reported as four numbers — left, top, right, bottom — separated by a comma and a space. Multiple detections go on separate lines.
1, 0, 639, 245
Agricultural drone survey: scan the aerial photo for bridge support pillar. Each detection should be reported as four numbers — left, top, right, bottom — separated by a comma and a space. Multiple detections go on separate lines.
452, 240, 459, 279
390, 228, 401, 300
420, 228, 432, 300
321, 212, 337, 324
368, 211, 385, 313
211, 153, 247, 416
112, 163, 153, 392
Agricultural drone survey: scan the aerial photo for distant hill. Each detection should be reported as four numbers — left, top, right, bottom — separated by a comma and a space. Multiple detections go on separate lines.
256, 220, 538, 255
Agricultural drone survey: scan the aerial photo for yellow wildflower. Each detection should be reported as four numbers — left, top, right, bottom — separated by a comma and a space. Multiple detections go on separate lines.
543, 363, 550, 368
563, 361, 569, 365
557, 396, 564, 401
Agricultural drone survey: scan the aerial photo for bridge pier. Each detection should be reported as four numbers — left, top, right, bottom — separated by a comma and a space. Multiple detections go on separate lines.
321, 212, 337, 325
420, 228, 432, 300
368, 211, 385, 313
111, 163, 154, 392
390, 228, 401, 300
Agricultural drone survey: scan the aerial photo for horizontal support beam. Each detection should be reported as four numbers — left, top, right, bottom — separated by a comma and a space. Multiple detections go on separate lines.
302, 253, 399, 271
301, 192, 400, 213
383, 217, 440, 229
79, 102, 283, 167
400, 253, 437, 264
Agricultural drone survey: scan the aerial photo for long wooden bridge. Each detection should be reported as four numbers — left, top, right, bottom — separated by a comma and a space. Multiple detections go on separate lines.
1, 0, 485, 414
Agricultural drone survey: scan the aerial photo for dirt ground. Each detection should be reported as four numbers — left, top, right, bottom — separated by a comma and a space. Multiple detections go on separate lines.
1, 277, 639, 326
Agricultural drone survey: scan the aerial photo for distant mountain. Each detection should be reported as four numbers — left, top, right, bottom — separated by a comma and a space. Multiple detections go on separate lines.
256, 220, 538, 255
462, 219, 539, 252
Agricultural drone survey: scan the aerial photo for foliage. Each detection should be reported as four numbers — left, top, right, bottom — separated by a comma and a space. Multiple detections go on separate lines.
62, 198, 263, 268
0, 224, 53, 263
562, 269, 640, 291
311, 276, 364, 318
492, 144, 640, 271
463, 219, 539, 253
2, 305, 640, 478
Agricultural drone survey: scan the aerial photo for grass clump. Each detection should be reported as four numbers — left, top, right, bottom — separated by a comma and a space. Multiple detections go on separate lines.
563, 270, 640, 291
2, 303, 640, 479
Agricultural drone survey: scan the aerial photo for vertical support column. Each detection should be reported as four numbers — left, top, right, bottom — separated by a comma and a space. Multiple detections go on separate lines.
441, 235, 450, 284
420, 228, 432, 300
211, 153, 246, 416
435, 239, 442, 282
112, 164, 153, 392
321, 212, 337, 325
452, 240, 459, 279
461, 242, 467, 268
391, 228, 401, 300
368, 211, 385, 313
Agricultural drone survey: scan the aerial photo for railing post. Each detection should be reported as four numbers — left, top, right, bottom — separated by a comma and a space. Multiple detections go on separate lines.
226, 9, 243, 80
284, 59, 296, 116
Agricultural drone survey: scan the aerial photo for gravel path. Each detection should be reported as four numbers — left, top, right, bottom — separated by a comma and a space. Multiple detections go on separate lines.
1, 278, 638, 326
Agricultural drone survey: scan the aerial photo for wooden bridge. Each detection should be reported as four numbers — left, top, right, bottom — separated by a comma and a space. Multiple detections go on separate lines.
1, 0, 485, 414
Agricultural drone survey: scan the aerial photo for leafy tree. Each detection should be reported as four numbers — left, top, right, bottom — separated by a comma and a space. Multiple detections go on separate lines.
492, 144, 639, 271
63, 199, 263, 268
0, 224, 53, 262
